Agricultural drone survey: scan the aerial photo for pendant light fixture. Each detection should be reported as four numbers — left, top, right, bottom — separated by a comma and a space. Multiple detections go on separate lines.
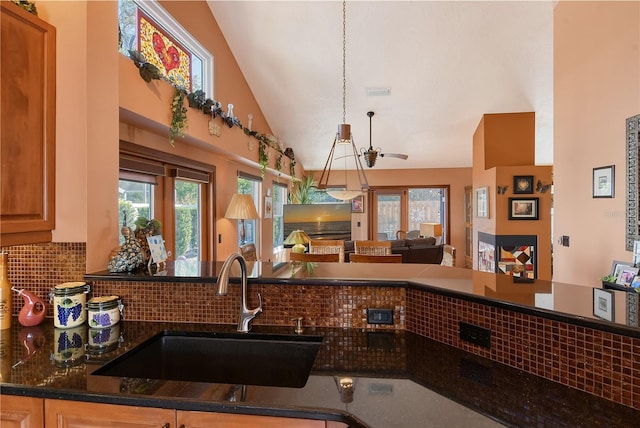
317, 0, 369, 201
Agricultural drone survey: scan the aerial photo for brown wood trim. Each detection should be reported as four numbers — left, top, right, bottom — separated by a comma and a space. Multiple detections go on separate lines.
1, 230, 52, 247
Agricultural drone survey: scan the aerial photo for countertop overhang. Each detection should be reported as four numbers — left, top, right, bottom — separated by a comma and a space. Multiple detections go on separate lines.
85, 260, 640, 338
1, 321, 637, 427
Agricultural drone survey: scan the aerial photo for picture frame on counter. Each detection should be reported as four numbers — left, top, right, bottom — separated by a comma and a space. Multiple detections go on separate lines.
592, 165, 615, 198
616, 266, 639, 286
508, 197, 539, 220
610, 259, 633, 277
593, 288, 615, 321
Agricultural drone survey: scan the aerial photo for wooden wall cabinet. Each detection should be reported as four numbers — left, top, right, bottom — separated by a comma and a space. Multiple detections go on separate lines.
0, 2, 56, 247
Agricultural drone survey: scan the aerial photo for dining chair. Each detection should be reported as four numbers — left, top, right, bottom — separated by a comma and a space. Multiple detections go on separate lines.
239, 243, 257, 261
349, 254, 403, 263
309, 239, 345, 262
354, 240, 392, 255
441, 244, 456, 267
290, 252, 340, 262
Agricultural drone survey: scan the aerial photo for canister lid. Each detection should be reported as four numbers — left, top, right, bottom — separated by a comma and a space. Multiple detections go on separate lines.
53, 282, 89, 296
87, 295, 120, 310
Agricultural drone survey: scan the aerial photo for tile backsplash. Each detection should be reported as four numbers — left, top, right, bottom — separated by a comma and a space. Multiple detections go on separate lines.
1, 243, 86, 318
3, 242, 639, 411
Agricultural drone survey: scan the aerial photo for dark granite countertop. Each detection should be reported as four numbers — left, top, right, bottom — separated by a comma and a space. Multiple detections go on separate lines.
0, 319, 637, 427
86, 260, 640, 338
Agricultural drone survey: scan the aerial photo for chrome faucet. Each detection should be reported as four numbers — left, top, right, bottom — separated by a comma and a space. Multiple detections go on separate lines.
216, 253, 262, 332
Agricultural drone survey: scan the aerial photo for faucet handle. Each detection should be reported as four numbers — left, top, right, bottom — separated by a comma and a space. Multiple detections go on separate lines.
248, 293, 262, 317
291, 317, 304, 334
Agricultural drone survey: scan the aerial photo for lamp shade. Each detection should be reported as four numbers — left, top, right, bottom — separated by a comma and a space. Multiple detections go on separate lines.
284, 230, 311, 253
224, 194, 259, 220
420, 223, 442, 239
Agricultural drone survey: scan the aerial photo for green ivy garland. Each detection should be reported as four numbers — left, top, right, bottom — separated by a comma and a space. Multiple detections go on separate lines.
289, 160, 297, 179
258, 142, 269, 178
127, 51, 295, 170
12, 0, 37, 15
169, 87, 188, 147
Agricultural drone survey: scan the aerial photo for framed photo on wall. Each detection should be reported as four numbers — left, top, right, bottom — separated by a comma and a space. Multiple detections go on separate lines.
351, 195, 364, 213
593, 165, 615, 198
513, 175, 534, 194
508, 197, 539, 220
264, 196, 273, 219
593, 288, 614, 321
476, 187, 489, 218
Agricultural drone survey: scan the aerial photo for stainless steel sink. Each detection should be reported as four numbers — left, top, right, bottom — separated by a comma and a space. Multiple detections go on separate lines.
92, 330, 323, 388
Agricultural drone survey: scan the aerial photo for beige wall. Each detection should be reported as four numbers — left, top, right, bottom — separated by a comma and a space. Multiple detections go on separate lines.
40, 1, 120, 272
553, 1, 640, 286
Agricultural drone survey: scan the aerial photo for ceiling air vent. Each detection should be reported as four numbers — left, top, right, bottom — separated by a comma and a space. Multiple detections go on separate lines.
365, 87, 391, 97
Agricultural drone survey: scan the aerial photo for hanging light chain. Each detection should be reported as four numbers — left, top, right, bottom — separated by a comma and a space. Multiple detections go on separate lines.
342, 0, 347, 125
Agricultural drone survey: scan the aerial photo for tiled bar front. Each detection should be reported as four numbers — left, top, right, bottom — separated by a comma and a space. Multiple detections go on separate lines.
405, 288, 640, 410
1, 244, 638, 411
88, 278, 640, 411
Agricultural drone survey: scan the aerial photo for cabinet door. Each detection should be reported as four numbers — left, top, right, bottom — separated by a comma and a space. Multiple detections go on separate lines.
0, 2, 56, 246
45, 399, 174, 428
177, 410, 325, 428
0, 395, 44, 428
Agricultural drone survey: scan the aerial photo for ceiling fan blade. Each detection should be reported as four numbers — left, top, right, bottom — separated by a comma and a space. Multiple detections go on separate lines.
381, 153, 408, 160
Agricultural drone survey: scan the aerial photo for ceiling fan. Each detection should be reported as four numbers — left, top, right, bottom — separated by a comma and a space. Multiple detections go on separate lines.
360, 111, 408, 168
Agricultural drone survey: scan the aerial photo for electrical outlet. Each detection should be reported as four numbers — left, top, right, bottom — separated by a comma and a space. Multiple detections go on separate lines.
367, 308, 394, 325
459, 322, 491, 349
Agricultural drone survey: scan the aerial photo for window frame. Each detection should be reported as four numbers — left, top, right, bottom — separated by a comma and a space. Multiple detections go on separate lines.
370, 185, 450, 243
236, 172, 262, 250
119, 141, 215, 261
118, 0, 214, 96
272, 182, 288, 255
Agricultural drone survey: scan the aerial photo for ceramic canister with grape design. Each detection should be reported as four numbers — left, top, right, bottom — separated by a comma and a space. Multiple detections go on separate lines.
87, 295, 122, 329
52, 282, 90, 328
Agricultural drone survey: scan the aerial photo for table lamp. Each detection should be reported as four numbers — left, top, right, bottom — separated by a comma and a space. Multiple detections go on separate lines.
284, 230, 311, 253
419, 223, 443, 244
224, 194, 259, 245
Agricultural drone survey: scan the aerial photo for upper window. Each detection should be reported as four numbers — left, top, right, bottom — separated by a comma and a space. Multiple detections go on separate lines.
118, 0, 213, 95
237, 175, 261, 247
119, 145, 214, 261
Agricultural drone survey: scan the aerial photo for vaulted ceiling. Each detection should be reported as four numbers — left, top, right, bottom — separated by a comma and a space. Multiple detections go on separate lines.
207, 1, 554, 171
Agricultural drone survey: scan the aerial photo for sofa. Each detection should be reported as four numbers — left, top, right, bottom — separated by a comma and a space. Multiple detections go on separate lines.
343, 237, 444, 264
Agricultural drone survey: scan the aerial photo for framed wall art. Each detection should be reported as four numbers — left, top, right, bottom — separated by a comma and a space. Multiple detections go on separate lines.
513, 175, 534, 194
351, 195, 364, 213
264, 196, 273, 219
508, 197, 539, 220
593, 165, 615, 198
593, 288, 614, 321
476, 187, 489, 218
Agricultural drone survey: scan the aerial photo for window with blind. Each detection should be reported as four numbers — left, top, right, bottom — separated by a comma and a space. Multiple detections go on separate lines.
118, 143, 214, 261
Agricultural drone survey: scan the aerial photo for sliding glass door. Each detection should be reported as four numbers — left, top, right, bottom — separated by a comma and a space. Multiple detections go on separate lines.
372, 187, 448, 242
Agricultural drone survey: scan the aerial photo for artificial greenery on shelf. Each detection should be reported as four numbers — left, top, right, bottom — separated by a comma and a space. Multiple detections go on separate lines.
169, 87, 188, 147
127, 51, 295, 171
128, 50, 161, 83
258, 142, 269, 178
129, 50, 293, 160
12, 0, 37, 15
